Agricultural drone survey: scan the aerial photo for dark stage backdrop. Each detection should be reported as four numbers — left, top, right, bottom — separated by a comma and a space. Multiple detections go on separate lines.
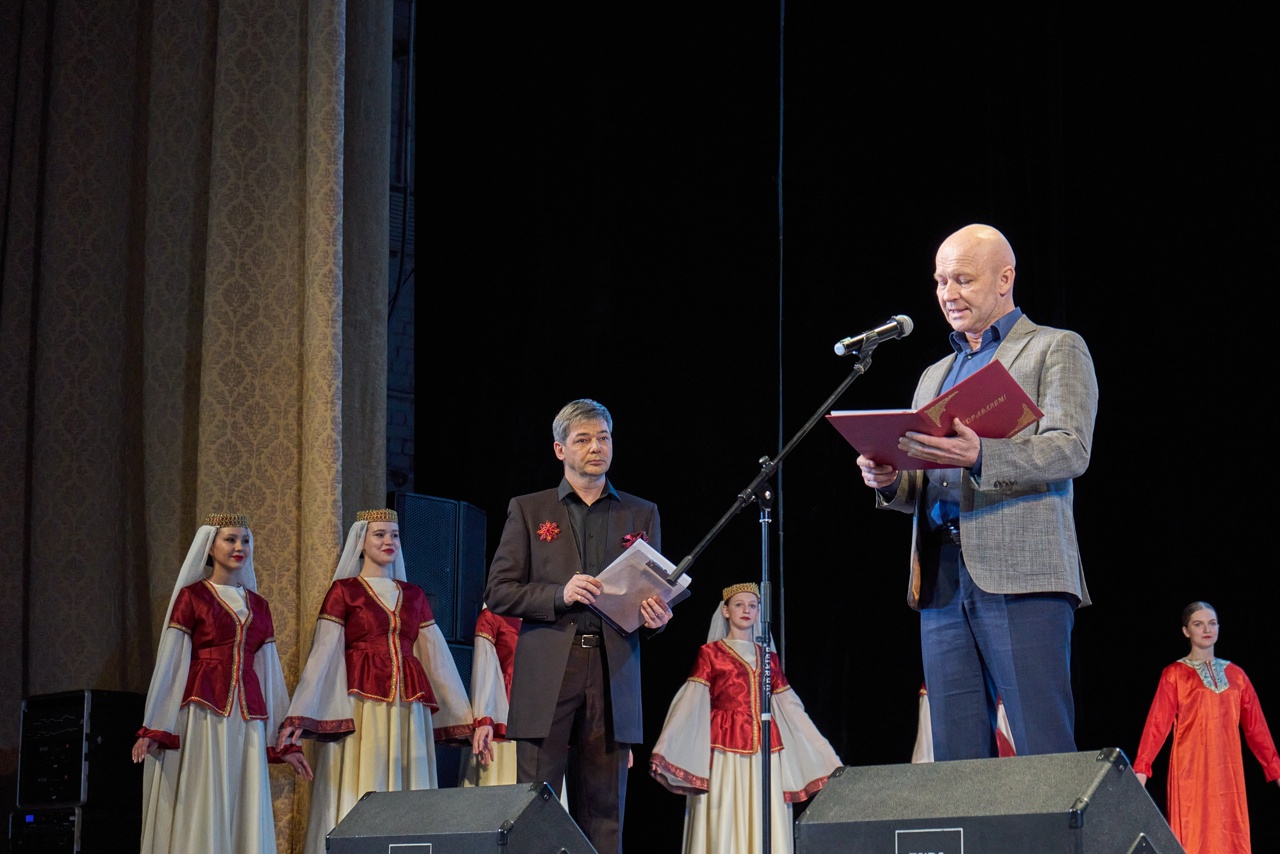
423, 7, 1273, 850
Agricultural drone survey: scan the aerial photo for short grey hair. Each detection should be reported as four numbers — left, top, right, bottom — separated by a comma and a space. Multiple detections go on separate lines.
553, 399, 613, 444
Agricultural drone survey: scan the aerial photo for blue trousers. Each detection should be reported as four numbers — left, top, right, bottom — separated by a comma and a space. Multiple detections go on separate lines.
920, 541, 1076, 761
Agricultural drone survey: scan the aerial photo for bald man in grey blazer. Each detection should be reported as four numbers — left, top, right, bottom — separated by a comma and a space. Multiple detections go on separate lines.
484, 398, 672, 854
857, 224, 1098, 762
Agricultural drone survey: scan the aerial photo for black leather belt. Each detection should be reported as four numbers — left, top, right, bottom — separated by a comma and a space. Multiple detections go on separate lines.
938, 523, 961, 547
574, 633, 603, 648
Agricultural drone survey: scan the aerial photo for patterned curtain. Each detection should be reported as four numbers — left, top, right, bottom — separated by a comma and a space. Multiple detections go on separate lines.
0, 1, 391, 850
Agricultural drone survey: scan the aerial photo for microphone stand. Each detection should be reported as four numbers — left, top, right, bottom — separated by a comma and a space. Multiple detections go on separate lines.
668, 345, 880, 854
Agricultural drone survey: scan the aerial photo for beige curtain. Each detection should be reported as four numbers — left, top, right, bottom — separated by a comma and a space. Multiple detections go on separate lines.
0, 1, 391, 850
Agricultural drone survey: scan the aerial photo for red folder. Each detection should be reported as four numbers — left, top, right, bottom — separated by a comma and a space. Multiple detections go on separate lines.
825, 360, 1043, 471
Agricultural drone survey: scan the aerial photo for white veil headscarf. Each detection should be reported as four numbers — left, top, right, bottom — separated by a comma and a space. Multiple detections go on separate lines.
331, 517, 408, 583
281, 511, 420, 738
139, 513, 266, 743
158, 515, 259, 637
706, 582, 775, 649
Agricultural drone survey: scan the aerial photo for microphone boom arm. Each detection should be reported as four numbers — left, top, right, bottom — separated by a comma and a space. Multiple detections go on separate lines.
669, 347, 878, 584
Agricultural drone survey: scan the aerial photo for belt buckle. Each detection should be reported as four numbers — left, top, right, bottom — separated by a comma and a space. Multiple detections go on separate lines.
576, 633, 602, 648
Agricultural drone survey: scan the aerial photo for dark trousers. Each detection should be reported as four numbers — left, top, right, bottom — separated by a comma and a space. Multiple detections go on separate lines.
516, 642, 628, 854
919, 541, 1076, 761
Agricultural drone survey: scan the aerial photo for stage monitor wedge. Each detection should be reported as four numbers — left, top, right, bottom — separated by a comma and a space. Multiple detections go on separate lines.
795, 748, 1185, 854
327, 783, 597, 853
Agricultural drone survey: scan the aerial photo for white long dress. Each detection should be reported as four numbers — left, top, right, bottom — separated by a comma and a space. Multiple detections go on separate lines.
650, 638, 842, 854
138, 582, 292, 854
286, 575, 471, 854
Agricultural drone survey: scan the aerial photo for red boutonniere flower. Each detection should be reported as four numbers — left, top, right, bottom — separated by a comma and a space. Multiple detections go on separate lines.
621, 531, 649, 549
537, 521, 561, 542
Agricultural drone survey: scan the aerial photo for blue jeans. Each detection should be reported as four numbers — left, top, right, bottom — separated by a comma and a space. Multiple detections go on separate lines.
920, 541, 1076, 761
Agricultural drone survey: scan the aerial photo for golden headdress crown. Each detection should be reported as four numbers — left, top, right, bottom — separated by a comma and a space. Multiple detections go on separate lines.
204, 512, 249, 528
722, 582, 760, 603
356, 509, 398, 523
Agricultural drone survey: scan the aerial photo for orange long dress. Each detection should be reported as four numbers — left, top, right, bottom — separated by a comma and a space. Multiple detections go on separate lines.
1134, 658, 1280, 854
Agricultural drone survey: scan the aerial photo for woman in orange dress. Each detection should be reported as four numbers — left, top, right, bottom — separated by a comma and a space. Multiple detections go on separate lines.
1134, 601, 1280, 854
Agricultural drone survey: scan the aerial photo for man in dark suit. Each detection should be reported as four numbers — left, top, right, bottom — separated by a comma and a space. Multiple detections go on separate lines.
857, 224, 1098, 762
484, 398, 672, 853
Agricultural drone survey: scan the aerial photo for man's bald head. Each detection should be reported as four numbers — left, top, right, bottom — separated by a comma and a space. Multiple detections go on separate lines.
934, 224, 1018, 348
939, 224, 1017, 272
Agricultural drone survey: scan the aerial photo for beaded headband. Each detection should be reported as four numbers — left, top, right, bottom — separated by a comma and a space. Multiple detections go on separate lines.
204, 512, 248, 528
722, 582, 760, 603
356, 509, 398, 523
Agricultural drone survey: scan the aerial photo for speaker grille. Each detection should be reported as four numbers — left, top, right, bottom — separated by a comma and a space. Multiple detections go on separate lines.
795, 749, 1186, 853
18, 690, 144, 808
435, 642, 475, 788
327, 784, 596, 853
392, 492, 486, 642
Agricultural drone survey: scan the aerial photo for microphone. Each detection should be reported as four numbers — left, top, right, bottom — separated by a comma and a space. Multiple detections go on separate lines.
833, 315, 914, 356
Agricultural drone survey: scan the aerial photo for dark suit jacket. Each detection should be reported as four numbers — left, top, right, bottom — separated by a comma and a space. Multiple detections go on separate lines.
483, 482, 661, 744
878, 315, 1099, 609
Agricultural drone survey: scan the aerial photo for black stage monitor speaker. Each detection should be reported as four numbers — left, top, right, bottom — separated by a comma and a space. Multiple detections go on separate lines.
392, 491, 486, 643
327, 783, 597, 853
18, 690, 144, 808
8, 805, 136, 854
434, 641, 475, 788
795, 748, 1185, 854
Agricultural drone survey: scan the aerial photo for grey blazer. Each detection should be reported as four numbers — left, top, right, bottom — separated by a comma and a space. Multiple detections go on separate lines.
878, 315, 1099, 609
483, 484, 661, 743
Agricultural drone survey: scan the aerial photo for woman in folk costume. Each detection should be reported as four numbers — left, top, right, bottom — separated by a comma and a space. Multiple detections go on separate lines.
650, 582, 842, 854
278, 509, 472, 853
132, 513, 312, 854
462, 605, 572, 802
461, 604, 522, 786
912, 683, 1016, 762
1134, 601, 1280, 854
